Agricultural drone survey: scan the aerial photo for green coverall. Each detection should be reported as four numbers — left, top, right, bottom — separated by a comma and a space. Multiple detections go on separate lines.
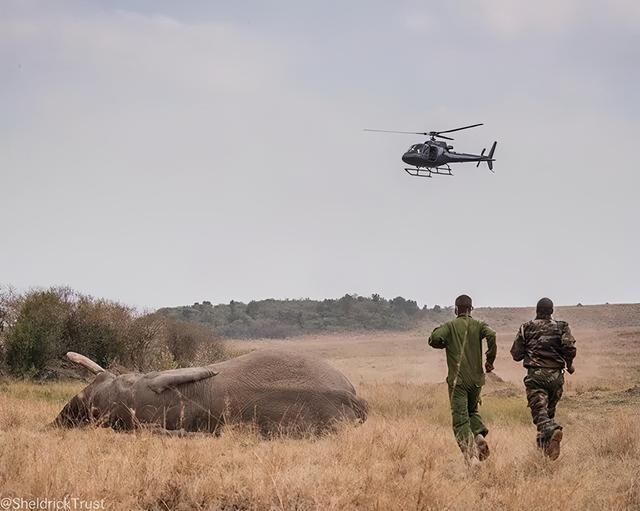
428, 314, 497, 451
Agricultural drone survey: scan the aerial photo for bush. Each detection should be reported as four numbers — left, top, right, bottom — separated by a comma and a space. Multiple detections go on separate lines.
5, 289, 72, 375
2, 287, 227, 377
0, 286, 20, 373
125, 313, 166, 370
64, 297, 132, 368
166, 319, 211, 367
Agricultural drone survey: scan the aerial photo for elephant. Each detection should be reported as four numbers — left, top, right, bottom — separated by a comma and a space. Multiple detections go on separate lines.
53, 349, 368, 436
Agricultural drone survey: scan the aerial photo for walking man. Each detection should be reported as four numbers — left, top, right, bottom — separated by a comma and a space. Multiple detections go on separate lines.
511, 297, 576, 460
428, 295, 497, 464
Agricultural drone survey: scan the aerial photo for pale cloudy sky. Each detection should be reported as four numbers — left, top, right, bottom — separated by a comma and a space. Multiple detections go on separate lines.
1, 1, 639, 309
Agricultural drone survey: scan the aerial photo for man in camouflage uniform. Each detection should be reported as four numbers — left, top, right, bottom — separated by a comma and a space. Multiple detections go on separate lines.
429, 295, 497, 464
511, 297, 576, 460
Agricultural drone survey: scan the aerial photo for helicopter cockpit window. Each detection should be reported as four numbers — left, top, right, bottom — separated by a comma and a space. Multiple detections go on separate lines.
410, 144, 422, 153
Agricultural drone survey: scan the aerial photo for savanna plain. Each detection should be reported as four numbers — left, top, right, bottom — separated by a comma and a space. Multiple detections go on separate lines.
1, 304, 639, 510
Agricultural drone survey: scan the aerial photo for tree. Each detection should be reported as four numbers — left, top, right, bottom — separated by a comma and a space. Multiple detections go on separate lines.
246, 300, 260, 319
6, 290, 71, 375
338, 294, 355, 315
126, 313, 165, 370
227, 300, 242, 322
165, 319, 218, 366
64, 297, 132, 368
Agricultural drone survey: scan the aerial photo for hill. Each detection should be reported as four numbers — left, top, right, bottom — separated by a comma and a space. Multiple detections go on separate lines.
158, 298, 640, 340
472, 303, 640, 331
156, 294, 431, 338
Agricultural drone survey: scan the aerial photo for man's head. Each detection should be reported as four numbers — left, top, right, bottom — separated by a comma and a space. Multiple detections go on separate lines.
536, 297, 554, 319
455, 294, 473, 316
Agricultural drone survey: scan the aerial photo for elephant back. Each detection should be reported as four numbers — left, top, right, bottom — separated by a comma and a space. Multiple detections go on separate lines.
213, 349, 356, 394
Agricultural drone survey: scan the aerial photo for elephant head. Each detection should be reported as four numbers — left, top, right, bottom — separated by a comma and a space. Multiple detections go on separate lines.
54, 352, 219, 429
53, 352, 117, 427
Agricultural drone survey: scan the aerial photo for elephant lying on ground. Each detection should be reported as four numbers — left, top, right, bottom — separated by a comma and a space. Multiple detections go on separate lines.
53, 349, 368, 435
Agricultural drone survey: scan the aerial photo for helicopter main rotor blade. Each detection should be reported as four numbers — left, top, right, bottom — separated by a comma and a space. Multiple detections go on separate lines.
435, 134, 454, 141
363, 129, 429, 135
435, 123, 483, 135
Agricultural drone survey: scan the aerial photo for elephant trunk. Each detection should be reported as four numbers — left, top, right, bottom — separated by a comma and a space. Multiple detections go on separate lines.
52, 394, 92, 427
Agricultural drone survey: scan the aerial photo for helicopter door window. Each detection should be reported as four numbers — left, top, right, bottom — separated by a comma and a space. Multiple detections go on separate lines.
428, 146, 438, 160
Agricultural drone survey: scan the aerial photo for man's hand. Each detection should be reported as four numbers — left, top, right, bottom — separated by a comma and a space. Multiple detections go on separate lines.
485, 361, 494, 373
566, 364, 575, 375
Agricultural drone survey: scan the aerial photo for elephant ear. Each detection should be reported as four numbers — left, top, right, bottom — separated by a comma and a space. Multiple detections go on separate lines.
145, 367, 219, 394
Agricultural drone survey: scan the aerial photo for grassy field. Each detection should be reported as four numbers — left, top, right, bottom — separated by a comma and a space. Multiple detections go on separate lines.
1, 305, 639, 510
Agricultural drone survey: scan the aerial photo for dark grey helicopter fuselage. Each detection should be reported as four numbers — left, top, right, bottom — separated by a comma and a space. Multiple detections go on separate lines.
402, 140, 488, 168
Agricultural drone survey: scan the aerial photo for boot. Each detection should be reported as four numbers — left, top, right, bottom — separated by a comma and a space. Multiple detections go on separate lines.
544, 429, 563, 460
460, 437, 481, 468
475, 434, 490, 461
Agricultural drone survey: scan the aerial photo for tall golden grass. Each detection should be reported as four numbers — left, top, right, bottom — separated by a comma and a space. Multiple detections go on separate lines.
1, 379, 638, 510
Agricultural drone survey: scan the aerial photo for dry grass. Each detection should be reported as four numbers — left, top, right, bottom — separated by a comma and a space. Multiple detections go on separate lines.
2, 313, 639, 510
0, 378, 639, 510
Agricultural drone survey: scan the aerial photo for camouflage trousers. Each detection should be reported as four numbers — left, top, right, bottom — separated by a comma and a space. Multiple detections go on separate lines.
448, 383, 489, 453
524, 368, 564, 446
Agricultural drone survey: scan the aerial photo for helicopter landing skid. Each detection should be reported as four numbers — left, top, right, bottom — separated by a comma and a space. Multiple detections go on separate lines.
404, 165, 453, 178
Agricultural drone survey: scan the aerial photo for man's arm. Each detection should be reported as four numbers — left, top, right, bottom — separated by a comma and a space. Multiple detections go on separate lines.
510, 324, 526, 362
428, 323, 450, 349
559, 322, 577, 372
481, 322, 497, 372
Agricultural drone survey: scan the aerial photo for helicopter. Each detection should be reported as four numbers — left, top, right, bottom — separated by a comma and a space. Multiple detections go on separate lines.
364, 123, 497, 178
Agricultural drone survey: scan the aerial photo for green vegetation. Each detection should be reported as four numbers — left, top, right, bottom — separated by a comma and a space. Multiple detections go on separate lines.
0, 286, 444, 377
157, 294, 439, 339
0, 286, 224, 378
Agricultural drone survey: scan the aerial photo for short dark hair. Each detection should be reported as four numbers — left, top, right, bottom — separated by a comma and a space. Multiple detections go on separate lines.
455, 294, 473, 313
536, 297, 554, 316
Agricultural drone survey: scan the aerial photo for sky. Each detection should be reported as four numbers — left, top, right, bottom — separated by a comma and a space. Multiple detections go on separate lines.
1, 0, 639, 310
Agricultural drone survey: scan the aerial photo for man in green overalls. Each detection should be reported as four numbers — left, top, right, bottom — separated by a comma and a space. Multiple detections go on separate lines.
428, 295, 497, 464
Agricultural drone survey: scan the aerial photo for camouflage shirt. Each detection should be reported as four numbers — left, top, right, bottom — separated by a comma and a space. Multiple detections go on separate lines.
510, 317, 576, 369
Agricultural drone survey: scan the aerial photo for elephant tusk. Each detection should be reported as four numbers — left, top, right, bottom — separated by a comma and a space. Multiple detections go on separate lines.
66, 352, 106, 374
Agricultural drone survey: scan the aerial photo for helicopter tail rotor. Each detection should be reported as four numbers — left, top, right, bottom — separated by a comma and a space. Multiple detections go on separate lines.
487, 141, 497, 172
477, 141, 497, 172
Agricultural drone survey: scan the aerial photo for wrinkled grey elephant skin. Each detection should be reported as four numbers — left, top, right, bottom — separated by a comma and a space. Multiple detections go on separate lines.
54, 350, 368, 436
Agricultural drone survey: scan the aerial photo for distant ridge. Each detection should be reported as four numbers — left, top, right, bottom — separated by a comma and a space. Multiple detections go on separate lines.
472, 303, 640, 331
156, 294, 432, 339
158, 297, 640, 339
